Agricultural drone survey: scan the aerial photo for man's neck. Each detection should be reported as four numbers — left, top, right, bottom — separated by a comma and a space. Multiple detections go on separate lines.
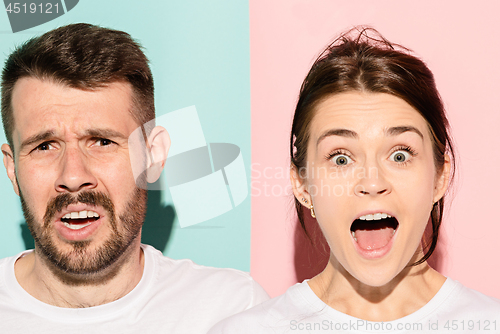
13, 241, 145, 308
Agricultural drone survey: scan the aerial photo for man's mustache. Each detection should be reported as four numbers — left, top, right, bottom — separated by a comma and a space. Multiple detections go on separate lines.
43, 191, 115, 227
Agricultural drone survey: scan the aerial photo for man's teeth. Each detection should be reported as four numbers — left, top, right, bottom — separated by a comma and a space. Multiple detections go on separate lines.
358, 213, 392, 221
62, 210, 99, 219
63, 222, 92, 230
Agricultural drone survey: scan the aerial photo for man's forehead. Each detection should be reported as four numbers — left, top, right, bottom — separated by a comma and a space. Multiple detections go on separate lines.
12, 77, 134, 103
10, 78, 140, 148
11, 78, 137, 124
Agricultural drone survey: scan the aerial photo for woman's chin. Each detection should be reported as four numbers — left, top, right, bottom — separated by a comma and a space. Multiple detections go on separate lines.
354, 274, 396, 288
344, 263, 404, 289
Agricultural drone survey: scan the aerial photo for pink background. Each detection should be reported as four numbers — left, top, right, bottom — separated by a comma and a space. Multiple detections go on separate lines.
250, 0, 500, 298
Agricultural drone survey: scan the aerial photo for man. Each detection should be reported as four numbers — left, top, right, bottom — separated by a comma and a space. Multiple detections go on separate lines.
0, 23, 268, 333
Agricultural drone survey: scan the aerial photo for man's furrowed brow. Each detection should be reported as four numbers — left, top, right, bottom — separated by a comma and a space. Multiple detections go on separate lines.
316, 128, 358, 147
386, 126, 424, 140
20, 130, 55, 150
85, 129, 127, 139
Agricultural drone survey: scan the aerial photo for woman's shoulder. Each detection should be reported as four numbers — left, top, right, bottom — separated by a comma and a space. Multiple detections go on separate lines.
441, 278, 500, 314
208, 278, 500, 334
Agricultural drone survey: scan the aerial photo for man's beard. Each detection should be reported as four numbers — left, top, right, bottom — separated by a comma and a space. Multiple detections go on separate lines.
19, 187, 147, 281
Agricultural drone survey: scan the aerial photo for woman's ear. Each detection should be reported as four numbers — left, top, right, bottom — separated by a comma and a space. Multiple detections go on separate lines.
290, 164, 311, 206
2, 144, 19, 196
433, 154, 451, 203
146, 126, 171, 183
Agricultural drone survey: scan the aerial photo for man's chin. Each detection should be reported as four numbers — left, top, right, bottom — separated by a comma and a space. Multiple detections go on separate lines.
35, 234, 131, 284
22, 187, 147, 284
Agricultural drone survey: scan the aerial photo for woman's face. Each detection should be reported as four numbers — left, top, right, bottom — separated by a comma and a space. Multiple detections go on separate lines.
293, 92, 449, 287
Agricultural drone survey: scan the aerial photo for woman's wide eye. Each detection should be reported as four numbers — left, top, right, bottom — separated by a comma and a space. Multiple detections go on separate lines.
334, 155, 352, 166
390, 151, 409, 163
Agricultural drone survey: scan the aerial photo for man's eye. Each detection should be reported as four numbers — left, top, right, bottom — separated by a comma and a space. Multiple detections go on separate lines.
95, 138, 114, 146
35, 142, 53, 151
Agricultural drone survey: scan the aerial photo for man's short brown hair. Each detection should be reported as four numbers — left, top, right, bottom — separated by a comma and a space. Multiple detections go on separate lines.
1, 23, 155, 150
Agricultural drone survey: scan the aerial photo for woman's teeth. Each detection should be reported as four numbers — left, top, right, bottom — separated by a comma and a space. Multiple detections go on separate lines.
358, 213, 392, 221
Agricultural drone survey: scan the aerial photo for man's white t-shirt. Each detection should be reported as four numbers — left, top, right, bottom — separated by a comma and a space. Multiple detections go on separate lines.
0, 244, 269, 333
209, 278, 500, 333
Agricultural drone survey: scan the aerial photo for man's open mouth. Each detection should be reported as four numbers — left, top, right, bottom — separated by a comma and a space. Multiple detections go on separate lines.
61, 210, 100, 230
350, 213, 399, 251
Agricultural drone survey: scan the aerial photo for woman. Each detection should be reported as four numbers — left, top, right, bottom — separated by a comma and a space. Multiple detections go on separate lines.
209, 27, 500, 333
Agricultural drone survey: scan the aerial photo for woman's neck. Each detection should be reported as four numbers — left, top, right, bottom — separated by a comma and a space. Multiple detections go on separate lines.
308, 256, 446, 321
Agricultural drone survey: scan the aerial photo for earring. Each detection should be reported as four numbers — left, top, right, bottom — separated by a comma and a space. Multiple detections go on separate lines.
302, 197, 308, 204
310, 204, 316, 218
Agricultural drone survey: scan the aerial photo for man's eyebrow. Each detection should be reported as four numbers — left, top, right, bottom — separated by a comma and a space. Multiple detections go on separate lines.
20, 130, 55, 150
85, 129, 127, 139
317, 129, 358, 147
386, 126, 424, 139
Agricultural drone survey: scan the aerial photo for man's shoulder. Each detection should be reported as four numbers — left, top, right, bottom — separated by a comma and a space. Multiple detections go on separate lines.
144, 243, 253, 280
0, 250, 31, 280
0, 251, 33, 308
143, 244, 269, 305
207, 282, 306, 334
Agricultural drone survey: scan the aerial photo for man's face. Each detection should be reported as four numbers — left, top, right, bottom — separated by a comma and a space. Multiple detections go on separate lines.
3, 78, 147, 279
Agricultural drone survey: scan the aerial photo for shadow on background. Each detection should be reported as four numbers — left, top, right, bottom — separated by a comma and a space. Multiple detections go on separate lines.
293, 209, 445, 282
142, 189, 175, 252
294, 206, 329, 283
424, 219, 444, 272
21, 222, 34, 250
20, 187, 176, 253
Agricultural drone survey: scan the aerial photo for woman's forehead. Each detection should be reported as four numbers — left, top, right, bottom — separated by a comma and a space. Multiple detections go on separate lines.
309, 92, 430, 139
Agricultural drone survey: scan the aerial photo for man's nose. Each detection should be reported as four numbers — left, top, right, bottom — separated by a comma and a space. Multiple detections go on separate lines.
54, 147, 97, 193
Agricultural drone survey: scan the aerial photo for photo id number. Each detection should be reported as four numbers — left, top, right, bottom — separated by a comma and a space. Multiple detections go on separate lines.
5, 2, 60, 14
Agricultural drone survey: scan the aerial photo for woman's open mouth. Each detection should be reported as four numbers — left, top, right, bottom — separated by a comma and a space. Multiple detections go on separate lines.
350, 213, 399, 258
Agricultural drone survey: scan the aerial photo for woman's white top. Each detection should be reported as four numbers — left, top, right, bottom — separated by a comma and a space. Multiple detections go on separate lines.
209, 278, 500, 333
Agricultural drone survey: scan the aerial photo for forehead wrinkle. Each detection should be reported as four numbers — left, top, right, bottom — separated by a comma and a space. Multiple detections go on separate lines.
84, 128, 127, 140
316, 128, 358, 147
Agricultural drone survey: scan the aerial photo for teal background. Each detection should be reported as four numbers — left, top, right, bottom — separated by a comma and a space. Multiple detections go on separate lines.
0, 0, 251, 270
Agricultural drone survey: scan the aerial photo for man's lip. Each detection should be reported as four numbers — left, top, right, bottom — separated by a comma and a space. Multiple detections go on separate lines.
55, 217, 103, 241
55, 204, 105, 221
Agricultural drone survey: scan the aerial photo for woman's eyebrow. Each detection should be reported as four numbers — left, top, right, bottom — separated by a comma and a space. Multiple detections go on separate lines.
316, 128, 358, 147
386, 126, 423, 139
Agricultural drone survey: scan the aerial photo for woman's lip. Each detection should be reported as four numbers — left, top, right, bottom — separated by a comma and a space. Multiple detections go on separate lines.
351, 226, 398, 259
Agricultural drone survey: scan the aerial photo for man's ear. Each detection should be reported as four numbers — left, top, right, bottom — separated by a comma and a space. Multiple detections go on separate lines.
290, 164, 311, 206
433, 154, 451, 204
146, 126, 170, 183
2, 143, 19, 196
